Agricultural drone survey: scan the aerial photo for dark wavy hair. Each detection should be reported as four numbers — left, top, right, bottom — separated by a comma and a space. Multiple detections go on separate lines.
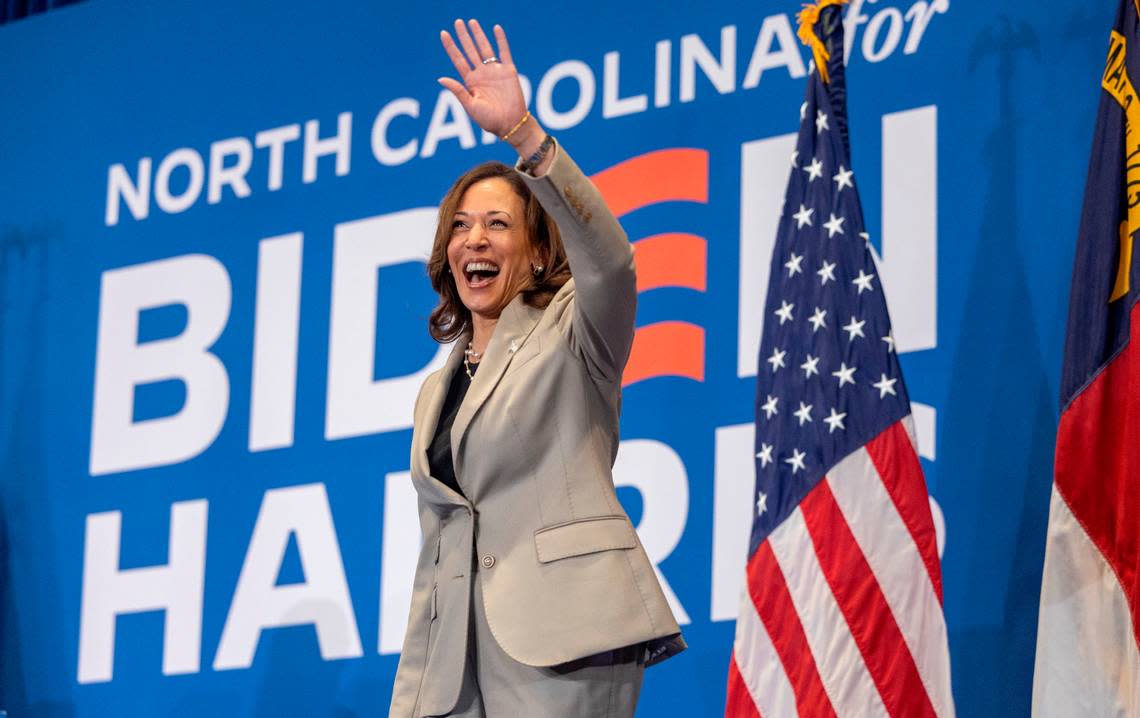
427, 161, 571, 342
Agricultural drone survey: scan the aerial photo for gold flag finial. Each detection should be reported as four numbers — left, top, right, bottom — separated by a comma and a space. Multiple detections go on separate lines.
796, 0, 849, 84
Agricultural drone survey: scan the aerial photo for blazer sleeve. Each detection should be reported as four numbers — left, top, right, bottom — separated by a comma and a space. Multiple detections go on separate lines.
517, 141, 637, 385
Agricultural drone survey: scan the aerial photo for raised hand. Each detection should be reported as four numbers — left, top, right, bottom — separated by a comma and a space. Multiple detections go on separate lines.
438, 20, 529, 140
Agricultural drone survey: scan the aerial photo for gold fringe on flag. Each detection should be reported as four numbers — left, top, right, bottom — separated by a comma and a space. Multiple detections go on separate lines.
796, 0, 849, 84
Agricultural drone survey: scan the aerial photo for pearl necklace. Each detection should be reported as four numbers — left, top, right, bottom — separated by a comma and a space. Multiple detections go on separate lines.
463, 342, 481, 379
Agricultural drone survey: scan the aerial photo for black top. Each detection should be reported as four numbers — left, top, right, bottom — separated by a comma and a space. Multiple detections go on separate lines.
426, 362, 476, 497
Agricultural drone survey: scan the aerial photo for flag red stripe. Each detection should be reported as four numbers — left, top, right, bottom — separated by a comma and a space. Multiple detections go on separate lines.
725, 654, 763, 718
865, 422, 944, 602
801, 481, 938, 718
747, 543, 838, 718
1054, 301, 1140, 644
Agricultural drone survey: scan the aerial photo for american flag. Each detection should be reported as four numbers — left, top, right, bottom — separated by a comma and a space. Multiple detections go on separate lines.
724, 3, 954, 716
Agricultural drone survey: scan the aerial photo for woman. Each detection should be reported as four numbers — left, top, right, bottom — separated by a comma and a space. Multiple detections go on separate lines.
389, 19, 686, 718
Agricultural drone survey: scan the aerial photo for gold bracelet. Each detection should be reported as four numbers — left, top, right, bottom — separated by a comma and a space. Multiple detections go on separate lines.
500, 110, 531, 142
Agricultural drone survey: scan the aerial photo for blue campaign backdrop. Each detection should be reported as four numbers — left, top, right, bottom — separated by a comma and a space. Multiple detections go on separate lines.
0, 0, 1113, 715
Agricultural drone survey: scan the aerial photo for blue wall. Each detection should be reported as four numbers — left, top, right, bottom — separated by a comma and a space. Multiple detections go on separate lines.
0, 1, 1113, 715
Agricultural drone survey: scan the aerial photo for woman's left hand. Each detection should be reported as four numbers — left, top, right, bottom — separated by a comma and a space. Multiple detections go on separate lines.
439, 20, 528, 139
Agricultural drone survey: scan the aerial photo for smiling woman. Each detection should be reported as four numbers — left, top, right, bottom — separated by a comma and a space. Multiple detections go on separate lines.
388, 18, 685, 718
426, 162, 571, 345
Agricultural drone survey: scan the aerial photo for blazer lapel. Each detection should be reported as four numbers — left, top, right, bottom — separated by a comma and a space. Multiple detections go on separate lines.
411, 339, 468, 504
418, 339, 467, 448
450, 295, 544, 479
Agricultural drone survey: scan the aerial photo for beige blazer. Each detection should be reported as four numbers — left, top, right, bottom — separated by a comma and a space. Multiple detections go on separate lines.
388, 145, 685, 718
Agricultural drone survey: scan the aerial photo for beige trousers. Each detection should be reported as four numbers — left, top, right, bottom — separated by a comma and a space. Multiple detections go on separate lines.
440, 554, 646, 718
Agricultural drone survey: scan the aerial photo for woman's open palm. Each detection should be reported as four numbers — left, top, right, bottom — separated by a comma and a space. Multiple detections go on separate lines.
439, 19, 528, 138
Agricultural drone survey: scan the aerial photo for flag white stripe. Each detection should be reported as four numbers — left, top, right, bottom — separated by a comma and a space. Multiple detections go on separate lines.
827, 446, 955, 718
734, 587, 798, 718
1033, 486, 1140, 717
768, 509, 889, 718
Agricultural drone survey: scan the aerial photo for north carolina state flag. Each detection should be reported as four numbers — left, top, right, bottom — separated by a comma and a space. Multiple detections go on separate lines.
1033, 1, 1140, 714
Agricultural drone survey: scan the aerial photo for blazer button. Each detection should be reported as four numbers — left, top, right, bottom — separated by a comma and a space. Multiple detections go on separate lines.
481, 554, 496, 569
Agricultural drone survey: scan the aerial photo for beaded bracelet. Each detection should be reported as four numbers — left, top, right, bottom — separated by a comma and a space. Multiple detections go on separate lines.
501, 110, 531, 142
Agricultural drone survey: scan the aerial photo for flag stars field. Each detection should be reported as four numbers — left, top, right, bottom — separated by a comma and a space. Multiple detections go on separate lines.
824, 407, 847, 433
785, 252, 804, 277
794, 402, 814, 426
794, 204, 814, 228
833, 165, 854, 192
817, 260, 837, 285
784, 448, 807, 474
824, 212, 845, 237
805, 157, 824, 181
775, 300, 795, 325
816, 110, 829, 133
809, 306, 827, 331
767, 348, 787, 372
843, 317, 866, 340
873, 373, 898, 398
760, 394, 779, 419
801, 354, 821, 378
832, 362, 856, 387
756, 443, 774, 467
853, 269, 875, 293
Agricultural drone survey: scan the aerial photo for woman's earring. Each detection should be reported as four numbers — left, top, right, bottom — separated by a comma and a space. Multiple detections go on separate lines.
532, 263, 545, 277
